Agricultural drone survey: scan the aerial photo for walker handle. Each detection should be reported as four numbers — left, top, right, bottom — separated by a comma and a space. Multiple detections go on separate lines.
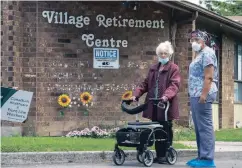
149, 98, 170, 121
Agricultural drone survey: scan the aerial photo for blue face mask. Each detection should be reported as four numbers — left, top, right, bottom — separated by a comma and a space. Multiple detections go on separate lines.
158, 57, 169, 65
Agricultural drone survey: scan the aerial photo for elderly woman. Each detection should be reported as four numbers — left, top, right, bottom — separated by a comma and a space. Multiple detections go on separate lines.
186, 30, 218, 167
131, 41, 181, 164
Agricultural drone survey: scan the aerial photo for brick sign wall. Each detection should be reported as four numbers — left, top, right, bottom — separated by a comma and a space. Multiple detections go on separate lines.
2, 1, 171, 136
1, 1, 237, 136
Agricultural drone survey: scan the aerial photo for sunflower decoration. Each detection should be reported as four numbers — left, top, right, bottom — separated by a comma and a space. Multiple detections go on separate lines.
80, 92, 93, 105
58, 94, 71, 108
122, 91, 133, 100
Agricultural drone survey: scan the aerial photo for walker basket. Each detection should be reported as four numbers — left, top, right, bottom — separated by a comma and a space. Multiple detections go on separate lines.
115, 128, 154, 147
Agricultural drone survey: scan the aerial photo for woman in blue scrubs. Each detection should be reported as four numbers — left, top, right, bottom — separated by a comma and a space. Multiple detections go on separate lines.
186, 30, 218, 167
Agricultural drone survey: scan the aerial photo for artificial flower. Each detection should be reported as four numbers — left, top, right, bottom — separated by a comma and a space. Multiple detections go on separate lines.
122, 91, 132, 100
58, 94, 71, 107
80, 92, 93, 104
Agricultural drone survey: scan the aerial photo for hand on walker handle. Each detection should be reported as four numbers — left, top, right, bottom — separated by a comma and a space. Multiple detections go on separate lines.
161, 96, 168, 102
130, 96, 138, 102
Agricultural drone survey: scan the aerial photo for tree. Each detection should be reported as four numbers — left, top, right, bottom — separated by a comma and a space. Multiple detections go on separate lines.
199, 0, 242, 16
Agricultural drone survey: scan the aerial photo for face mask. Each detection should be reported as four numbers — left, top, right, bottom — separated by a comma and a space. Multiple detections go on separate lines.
158, 57, 169, 65
192, 42, 201, 52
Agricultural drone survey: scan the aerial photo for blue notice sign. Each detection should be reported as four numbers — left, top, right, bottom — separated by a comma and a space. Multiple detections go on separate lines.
93, 48, 119, 69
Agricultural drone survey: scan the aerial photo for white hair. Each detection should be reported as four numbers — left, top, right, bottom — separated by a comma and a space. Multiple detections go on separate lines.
156, 41, 174, 58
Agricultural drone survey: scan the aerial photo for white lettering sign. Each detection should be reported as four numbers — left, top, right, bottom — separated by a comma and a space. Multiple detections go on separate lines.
95, 14, 164, 29
42, 11, 90, 28
42, 10, 165, 47
82, 34, 128, 48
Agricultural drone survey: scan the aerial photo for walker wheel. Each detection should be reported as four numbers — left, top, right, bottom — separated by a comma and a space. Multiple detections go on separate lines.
142, 150, 154, 167
166, 147, 178, 165
112, 149, 125, 165
136, 152, 143, 163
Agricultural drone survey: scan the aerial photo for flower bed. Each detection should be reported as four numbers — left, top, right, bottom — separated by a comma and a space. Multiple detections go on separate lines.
66, 126, 120, 138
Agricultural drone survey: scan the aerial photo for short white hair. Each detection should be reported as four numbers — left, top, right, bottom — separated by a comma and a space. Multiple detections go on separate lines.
156, 41, 174, 57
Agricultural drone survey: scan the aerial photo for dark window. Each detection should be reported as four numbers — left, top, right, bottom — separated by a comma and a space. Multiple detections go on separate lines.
213, 48, 220, 102
234, 44, 242, 103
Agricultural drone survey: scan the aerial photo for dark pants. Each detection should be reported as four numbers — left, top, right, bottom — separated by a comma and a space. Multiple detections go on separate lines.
152, 120, 173, 157
190, 92, 217, 160
152, 104, 173, 157
152, 103, 173, 157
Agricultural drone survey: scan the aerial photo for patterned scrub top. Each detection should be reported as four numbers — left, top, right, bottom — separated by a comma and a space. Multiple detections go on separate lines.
188, 46, 218, 97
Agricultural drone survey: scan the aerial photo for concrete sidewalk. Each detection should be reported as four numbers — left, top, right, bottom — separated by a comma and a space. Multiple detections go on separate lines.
177, 141, 242, 152
3, 160, 242, 168
2, 149, 242, 166
2, 141, 242, 166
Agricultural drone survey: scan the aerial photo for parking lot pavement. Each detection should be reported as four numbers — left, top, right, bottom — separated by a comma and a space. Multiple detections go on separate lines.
3, 158, 242, 168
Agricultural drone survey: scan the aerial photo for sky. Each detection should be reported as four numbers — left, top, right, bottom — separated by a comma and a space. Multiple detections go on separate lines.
186, 0, 200, 5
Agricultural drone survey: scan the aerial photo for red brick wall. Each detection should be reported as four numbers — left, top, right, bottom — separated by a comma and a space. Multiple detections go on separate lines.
20, 1, 172, 136
1, 1, 195, 136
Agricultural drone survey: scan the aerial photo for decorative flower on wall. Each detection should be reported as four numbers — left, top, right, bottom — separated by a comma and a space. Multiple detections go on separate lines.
80, 92, 93, 105
79, 92, 93, 118
122, 91, 132, 100
57, 92, 94, 117
58, 94, 71, 107
57, 94, 71, 117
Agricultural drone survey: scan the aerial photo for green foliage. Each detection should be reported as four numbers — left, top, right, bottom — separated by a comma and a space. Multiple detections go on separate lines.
59, 110, 64, 116
199, 0, 242, 16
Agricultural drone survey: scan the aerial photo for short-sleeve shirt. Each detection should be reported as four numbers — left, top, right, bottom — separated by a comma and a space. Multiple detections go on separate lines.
188, 46, 218, 97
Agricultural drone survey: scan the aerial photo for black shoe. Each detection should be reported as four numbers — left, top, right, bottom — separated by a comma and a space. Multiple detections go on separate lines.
154, 157, 166, 164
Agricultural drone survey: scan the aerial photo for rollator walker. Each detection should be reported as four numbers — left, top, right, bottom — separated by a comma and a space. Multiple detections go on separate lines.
112, 98, 178, 167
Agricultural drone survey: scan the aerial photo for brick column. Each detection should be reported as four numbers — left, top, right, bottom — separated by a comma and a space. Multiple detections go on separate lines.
1, 1, 23, 129
1, 1, 22, 90
174, 23, 194, 126
20, 1, 38, 135
1, 1, 39, 135
219, 35, 235, 128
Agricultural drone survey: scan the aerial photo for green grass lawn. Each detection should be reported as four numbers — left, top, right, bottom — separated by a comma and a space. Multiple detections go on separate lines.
1, 128, 241, 152
214, 128, 242, 141
174, 128, 242, 142
1, 137, 192, 152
